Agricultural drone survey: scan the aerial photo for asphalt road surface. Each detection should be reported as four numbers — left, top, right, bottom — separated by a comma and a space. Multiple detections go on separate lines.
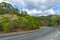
0, 27, 60, 40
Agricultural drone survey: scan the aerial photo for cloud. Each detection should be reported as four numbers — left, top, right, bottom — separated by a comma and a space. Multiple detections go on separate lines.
3, 0, 58, 10
1, 0, 60, 16
23, 0, 58, 10
25, 9, 42, 15
44, 9, 55, 14
0, 0, 3, 3
25, 9, 55, 16
21, 0, 60, 16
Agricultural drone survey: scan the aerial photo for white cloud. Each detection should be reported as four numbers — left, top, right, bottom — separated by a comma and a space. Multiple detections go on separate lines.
25, 9, 42, 15
23, 0, 58, 10
44, 9, 55, 14
2, 0, 60, 10
20, 0, 59, 16
0, 0, 3, 3
1, 0, 60, 16
25, 9, 55, 16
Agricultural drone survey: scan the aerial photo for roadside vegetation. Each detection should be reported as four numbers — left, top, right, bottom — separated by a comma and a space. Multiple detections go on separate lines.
0, 2, 60, 33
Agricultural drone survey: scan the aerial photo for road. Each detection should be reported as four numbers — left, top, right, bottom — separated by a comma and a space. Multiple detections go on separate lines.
0, 27, 60, 40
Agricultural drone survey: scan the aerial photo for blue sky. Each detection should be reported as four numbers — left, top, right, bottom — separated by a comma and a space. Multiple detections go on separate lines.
0, 0, 60, 16
53, 5, 60, 14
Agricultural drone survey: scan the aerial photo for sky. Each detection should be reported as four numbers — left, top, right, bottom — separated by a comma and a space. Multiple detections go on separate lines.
0, 0, 60, 16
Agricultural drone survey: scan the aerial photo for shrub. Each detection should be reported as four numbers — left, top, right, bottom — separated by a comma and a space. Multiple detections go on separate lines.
2, 17, 11, 32
25, 15, 40, 30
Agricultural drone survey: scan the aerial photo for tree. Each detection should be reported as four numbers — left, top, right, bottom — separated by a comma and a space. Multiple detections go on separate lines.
20, 11, 28, 17
52, 15, 60, 26
0, 2, 14, 14
12, 8, 20, 15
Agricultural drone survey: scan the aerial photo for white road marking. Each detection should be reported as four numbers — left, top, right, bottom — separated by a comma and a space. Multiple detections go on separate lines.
55, 32, 59, 37
51, 31, 60, 40
51, 39, 53, 40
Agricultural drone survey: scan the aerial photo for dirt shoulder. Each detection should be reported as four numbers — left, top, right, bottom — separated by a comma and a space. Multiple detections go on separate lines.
0, 29, 42, 38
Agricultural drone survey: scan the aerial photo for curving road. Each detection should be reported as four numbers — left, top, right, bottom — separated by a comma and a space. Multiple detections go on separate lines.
0, 27, 60, 40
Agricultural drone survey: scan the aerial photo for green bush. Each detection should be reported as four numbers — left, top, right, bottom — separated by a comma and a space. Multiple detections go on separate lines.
0, 22, 3, 31
25, 15, 40, 30
2, 17, 11, 32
